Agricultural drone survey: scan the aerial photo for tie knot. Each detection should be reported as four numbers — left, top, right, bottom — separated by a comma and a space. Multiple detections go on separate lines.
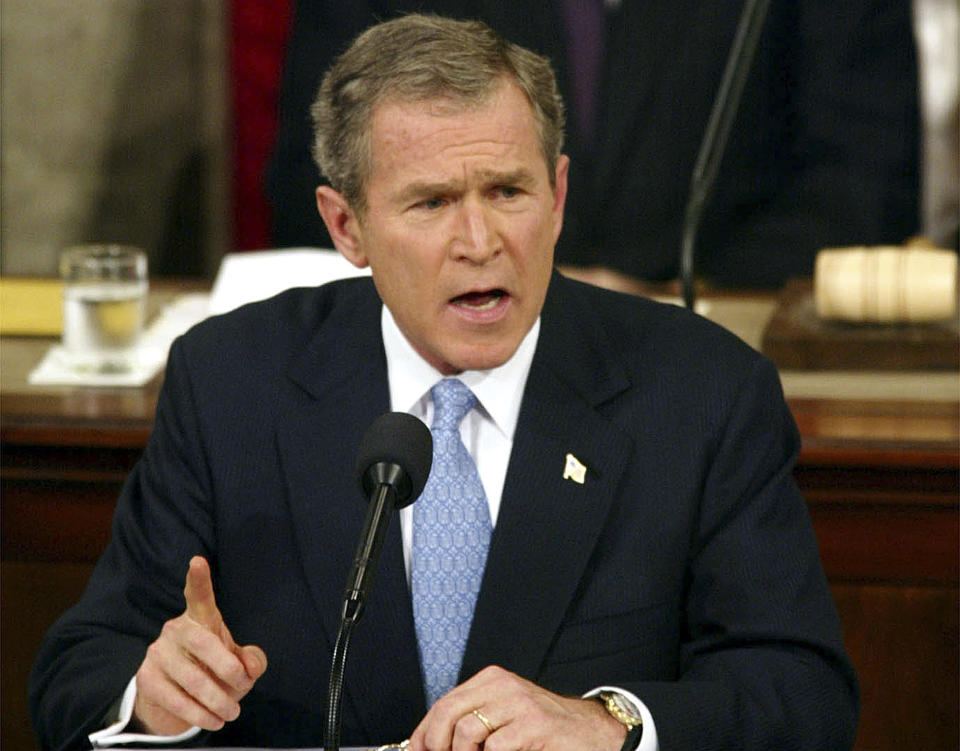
430, 378, 477, 432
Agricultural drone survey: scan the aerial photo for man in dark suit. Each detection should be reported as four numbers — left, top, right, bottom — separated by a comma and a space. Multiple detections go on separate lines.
268, 1, 920, 289
31, 15, 857, 751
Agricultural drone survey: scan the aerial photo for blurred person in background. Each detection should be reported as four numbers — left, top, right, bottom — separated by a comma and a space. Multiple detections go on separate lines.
268, 0, 921, 289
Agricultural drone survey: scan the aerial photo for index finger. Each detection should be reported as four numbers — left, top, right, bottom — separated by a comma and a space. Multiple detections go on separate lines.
183, 555, 221, 628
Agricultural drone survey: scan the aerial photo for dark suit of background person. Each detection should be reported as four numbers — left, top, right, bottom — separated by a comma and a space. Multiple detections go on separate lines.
30, 271, 858, 750
267, 0, 920, 288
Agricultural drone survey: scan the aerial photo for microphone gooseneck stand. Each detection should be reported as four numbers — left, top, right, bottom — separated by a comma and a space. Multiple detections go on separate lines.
680, 0, 772, 310
324, 412, 432, 751
325, 467, 400, 751
325, 587, 359, 751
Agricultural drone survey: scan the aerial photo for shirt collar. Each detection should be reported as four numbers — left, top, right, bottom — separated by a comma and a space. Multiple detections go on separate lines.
381, 305, 539, 441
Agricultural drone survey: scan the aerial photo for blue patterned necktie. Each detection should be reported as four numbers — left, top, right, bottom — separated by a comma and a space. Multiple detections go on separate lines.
412, 378, 492, 706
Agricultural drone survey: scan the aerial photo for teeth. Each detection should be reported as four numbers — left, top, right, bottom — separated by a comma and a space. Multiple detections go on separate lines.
458, 295, 499, 311
453, 290, 503, 310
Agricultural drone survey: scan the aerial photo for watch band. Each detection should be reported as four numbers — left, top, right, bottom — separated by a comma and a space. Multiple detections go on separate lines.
620, 723, 644, 751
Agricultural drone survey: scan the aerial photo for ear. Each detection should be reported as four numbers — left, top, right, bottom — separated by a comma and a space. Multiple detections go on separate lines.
551, 155, 570, 245
316, 186, 369, 268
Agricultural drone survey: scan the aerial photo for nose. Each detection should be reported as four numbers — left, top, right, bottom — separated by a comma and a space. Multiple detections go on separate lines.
453, 197, 501, 264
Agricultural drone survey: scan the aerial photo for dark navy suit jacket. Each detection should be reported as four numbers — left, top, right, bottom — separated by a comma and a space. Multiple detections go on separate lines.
30, 274, 857, 750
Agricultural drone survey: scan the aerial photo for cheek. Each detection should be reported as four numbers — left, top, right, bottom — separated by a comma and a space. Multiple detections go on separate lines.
511, 213, 557, 269
366, 235, 443, 313
365, 227, 417, 280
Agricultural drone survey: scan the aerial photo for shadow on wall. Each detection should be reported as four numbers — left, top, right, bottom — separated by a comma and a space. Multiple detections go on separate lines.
0, 0, 228, 278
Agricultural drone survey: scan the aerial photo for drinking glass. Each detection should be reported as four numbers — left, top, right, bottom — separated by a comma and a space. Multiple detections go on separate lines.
60, 244, 148, 373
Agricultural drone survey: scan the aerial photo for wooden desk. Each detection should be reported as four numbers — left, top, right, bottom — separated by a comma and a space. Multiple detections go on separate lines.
3, 293, 958, 751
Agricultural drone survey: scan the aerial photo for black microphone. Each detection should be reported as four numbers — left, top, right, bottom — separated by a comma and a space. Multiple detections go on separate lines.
325, 412, 432, 751
680, 0, 771, 309
344, 412, 432, 622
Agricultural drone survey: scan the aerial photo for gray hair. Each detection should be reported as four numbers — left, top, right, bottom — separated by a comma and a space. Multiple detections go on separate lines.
310, 14, 565, 213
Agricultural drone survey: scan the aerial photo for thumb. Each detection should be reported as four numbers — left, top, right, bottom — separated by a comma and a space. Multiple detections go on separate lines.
238, 644, 268, 680
183, 555, 224, 630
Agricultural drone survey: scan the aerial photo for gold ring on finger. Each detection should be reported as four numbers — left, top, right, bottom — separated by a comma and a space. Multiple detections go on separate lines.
472, 708, 496, 733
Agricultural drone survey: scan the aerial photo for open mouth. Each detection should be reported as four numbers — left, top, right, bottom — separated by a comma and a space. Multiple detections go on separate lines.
451, 289, 506, 310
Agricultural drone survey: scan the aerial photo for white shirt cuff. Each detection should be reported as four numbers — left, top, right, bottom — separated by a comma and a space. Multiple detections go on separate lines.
88, 676, 203, 747
583, 685, 659, 751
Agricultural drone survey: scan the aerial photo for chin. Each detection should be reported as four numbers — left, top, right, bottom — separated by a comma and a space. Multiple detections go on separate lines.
430, 331, 528, 374
449, 348, 516, 374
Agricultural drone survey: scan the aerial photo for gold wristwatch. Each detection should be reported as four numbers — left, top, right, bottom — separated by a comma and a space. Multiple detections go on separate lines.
598, 691, 644, 751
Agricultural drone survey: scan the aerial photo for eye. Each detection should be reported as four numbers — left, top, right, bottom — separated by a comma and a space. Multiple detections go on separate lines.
417, 196, 446, 211
495, 185, 520, 199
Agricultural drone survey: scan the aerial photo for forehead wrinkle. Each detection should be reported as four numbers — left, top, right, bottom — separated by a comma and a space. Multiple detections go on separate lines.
369, 84, 549, 206
392, 165, 537, 205
393, 177, 464, 203
373, 121, 515, 180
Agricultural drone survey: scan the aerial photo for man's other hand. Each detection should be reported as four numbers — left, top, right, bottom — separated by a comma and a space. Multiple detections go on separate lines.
408, 666, 626, 751
132, 556, 267, 735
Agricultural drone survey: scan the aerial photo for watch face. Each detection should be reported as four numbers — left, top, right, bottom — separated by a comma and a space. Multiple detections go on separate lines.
603, 691, 643, 727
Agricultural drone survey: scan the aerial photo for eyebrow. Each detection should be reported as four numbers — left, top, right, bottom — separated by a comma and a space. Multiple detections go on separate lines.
394, 169, 537, 204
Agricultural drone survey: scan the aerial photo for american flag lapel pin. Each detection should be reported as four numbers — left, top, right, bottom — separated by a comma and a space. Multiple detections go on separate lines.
563, 453, 587, 484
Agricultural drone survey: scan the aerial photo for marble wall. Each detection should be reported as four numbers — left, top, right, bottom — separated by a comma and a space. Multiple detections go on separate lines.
1, 0, 229, 278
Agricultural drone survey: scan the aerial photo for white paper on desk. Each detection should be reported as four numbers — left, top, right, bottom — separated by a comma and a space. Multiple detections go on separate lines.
28, 293, 212, 387
209, 248, 371, 315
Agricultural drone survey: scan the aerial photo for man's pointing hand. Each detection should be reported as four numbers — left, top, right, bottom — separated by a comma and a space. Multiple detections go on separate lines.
132, 556, 267, 735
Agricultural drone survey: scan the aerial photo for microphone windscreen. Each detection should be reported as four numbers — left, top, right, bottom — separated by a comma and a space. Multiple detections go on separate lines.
354, 412, 432, 506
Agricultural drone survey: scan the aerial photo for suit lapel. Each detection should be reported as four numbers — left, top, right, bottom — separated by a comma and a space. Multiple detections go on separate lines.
276, 280, 426, 737
461, 275, 635, 683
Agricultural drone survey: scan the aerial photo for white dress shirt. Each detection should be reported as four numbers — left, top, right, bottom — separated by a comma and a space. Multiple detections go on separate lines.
91, 304, 658, 750
381, 304, 538, 577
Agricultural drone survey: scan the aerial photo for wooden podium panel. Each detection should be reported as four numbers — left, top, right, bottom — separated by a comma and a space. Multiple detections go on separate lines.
761, 279, 960, 371
790, 397, 959, 751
